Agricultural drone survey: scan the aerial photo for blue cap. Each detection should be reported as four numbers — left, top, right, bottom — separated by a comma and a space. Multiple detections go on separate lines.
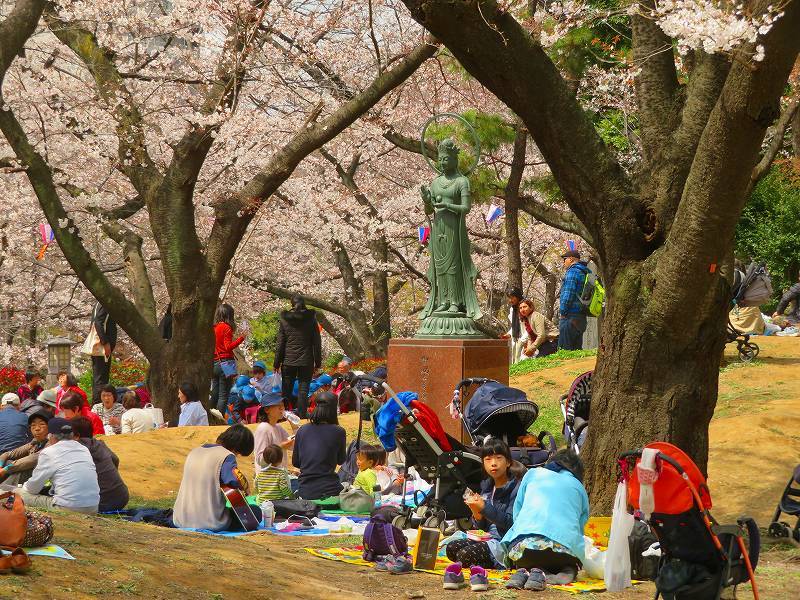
241, 385, 257, 401
252, 360, 267, 372
260, 391, 284, 407
235, 375, 250, 388
316, 373, 333, 387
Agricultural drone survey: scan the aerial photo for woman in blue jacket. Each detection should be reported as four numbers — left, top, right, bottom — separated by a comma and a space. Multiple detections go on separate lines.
502, 450, 589, 590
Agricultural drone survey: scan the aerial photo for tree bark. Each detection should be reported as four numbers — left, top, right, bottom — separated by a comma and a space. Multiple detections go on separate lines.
504, 122, 527, 293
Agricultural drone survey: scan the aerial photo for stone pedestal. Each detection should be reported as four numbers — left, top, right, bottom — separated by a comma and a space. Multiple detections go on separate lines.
387, 338, 509, 442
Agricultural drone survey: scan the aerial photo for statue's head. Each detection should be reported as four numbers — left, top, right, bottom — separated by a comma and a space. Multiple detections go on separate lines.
437, 138, 460, 174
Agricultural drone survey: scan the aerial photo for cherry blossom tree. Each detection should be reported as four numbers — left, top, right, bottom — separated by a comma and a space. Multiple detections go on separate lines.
400, 0, 800, 507
0, 0, 439, 419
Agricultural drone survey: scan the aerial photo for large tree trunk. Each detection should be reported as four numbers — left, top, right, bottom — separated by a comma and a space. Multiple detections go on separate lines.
584, 259, 730, 511
147, 298, 216, 424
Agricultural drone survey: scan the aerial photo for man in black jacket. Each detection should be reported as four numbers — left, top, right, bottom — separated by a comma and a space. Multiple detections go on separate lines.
773, 275, 800, 325
274, 296, 322, 419
91, 302, 117, 404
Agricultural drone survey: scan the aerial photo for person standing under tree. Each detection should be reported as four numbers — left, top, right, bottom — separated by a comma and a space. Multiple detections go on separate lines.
209, 303, 245, 420
557, 251, 589, 351
91, 302, 117, 405
274, 295, 322, 419
501, 287, 524, 360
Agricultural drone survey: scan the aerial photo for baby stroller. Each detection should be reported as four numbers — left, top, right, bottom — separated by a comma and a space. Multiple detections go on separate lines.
767, 464, 800, 545
727, 262, 772, 362
620, 442, 761, 600
560, 371, 592, 453
355, 374, 484, 533
451, 378, 556, 468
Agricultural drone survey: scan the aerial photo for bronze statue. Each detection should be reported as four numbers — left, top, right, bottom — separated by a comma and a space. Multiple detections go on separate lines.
417, 138, 483, 338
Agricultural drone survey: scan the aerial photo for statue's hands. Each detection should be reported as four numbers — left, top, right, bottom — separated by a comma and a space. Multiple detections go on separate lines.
420, 185, 431, 201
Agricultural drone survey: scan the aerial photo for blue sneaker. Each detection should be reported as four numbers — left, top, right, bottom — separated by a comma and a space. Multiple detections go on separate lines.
470, 565, 489, 591
443, 562, 466, 589
506, 568, 529, 589
388, 555, 413, 575
374, 555, 395, 571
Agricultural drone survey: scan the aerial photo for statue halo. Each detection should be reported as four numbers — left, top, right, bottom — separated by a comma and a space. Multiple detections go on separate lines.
420, 112, 481, 175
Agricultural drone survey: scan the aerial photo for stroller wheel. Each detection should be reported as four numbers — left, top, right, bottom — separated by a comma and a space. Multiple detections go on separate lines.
392, 514, 410, 530
768, 521, 792, 539
424, 514, 447, 534
738, 343, 758, 362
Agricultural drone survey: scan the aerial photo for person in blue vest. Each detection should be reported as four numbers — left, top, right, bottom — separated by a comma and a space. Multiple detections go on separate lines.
557, 251, 589, 350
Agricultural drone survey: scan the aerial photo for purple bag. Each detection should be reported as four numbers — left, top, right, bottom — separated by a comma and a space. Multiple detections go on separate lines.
362, 511, 408, 561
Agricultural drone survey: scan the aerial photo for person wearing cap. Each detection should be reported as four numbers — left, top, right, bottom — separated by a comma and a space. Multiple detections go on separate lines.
0, 410, 51, 484
21, 388, 58, 417
558, 250, 590, 351
253, 392, 297, 473
0, 393, 32, 454
20, 417, 100, 514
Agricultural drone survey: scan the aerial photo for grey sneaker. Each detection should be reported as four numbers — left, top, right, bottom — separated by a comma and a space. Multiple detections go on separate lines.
469, 566, 489, 591
524, 568, 547, 591
443, 562, 466, 589
505, 568, 529, 589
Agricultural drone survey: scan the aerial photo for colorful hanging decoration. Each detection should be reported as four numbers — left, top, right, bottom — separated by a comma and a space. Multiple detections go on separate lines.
36, 222, 55, 260
566, 239, 576, 253
418, 226, 430, 245
485, 204, 504, 224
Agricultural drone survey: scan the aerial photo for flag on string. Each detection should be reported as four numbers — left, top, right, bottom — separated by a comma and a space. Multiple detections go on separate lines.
485, 204, 504, 224
566, 239, 576, 252
36, 222, 55, 260
418, 226, 430, 245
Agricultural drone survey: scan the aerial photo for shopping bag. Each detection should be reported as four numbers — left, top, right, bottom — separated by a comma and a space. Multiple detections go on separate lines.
143, 403, 164, 428
80, 325, 104, 357
604, 481, 634, 592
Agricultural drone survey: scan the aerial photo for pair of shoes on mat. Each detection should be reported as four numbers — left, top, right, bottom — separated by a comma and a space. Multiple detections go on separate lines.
505, 568, 546, 591
443, 563, 489, 591
375, 554, 412, 575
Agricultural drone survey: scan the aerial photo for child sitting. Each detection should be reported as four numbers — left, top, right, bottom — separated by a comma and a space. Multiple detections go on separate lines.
373, 447, 404, 495
254, 444, 293, 502
353, 444, 381, 495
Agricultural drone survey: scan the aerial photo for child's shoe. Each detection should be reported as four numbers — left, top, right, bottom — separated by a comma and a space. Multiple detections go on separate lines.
443, 562, 466, 589
505, 568, 529, 589
388, 555, 413, 575
523, 568, 547, 591
469, 565, 489, 591
374, 555, 393, 571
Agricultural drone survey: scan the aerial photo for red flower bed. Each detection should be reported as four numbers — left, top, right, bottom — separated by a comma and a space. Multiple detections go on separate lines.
0, 367, 26, 394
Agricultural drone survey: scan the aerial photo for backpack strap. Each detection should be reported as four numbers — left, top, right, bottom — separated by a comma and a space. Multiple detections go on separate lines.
382, 523, 398, 556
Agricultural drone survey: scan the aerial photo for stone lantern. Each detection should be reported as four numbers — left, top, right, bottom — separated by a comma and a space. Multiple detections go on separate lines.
45, 337, 76, 386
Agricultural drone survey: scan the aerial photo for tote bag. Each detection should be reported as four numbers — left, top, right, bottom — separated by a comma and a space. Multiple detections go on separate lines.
80, 324, 104, 357
143, 403, 164, 428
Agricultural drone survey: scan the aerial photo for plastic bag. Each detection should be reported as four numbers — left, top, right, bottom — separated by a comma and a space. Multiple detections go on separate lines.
271, 371, 282, 392
143, 403, 164, 428
604, 481, 634, 592
583, 535, 606, 579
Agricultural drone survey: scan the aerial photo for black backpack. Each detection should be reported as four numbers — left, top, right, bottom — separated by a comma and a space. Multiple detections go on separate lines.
629, 520, 660, 580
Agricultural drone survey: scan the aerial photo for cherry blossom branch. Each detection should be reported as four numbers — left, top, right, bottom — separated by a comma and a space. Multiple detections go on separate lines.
516, 193, 594, 246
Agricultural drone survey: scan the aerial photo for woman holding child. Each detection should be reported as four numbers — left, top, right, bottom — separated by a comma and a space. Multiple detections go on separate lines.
291, 392, 346, 500
253, 392, 298, 473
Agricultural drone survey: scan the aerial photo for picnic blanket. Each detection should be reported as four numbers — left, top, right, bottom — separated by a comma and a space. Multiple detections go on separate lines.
304, 546, 609, 594
0, 545, 74, 560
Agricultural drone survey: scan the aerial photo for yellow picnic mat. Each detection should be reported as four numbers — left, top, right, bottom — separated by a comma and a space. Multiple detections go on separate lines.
304, 546, 608, 594
304, 517, 620, 594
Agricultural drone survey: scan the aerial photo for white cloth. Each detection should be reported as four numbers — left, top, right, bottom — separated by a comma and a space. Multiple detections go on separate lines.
178, 401, 209, 426
121, 408, 156, 434
23, 440, 100, 510
253, 422, 289, 472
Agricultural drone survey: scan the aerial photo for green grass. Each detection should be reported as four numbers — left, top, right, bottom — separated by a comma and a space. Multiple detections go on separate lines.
720, 359, 765, 373
125, 495, 175, 510
508, 349, 596, 377
527, 392, 564, 444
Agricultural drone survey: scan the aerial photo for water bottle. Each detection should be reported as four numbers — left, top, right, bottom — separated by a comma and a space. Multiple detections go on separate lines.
103, 424, 115, 436
372, 484, 382, 508
260, 500, 274, 528
283, 410, 301, 426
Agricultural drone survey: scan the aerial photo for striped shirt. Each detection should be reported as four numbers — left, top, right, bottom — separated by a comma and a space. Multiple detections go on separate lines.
254, 466, 293, 502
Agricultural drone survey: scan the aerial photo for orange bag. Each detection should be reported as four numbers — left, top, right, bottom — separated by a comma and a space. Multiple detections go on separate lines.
0, 491, 27, 548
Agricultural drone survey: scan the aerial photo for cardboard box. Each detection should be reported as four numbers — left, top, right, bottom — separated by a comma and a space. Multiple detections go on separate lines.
412, 526, 441, 571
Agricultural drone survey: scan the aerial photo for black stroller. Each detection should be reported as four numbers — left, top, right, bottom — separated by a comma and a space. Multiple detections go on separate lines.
727, 262, 772, 362
352, 374, 484, 532
451, 378, 556, 468
560, 370, 592, 453
767, 464, 800, 545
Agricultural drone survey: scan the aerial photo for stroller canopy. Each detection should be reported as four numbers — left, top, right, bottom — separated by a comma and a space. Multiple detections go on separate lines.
463, 380, 538, 441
